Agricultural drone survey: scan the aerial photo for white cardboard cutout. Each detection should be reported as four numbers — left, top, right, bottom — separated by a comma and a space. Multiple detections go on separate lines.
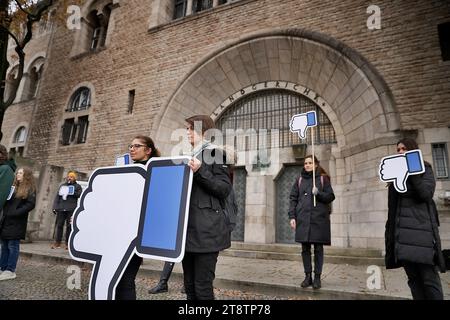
69, 156, 192, 300
379, 149, 425, 193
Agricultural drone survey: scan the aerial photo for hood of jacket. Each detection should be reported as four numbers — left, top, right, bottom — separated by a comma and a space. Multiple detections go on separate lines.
5, 158, 16, 172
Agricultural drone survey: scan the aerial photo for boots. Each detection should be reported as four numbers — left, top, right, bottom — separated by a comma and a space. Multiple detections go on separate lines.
313, 273, 321, 289
148, 262, 173, 294
301, 273, 312, 288
148, 280, 168, 294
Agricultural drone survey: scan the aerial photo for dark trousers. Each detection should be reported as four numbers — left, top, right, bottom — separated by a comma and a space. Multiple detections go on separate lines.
55, 210, 73, 243
160, 261, 175, 283
403, 262, 444, 300
182, 252, 219, 300
301, 243, 324, 274
115, 254, 142, 300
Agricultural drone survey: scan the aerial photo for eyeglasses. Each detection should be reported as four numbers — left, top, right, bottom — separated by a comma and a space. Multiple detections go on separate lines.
128, 144, 147, 150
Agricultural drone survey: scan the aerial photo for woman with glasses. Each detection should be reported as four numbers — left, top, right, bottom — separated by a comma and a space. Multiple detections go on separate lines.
384, 138, 446, 300
115, 135, 160, 300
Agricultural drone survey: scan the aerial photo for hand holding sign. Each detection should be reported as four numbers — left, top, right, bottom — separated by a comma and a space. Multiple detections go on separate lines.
379, 149, 425, 193
290, 111, 317, 139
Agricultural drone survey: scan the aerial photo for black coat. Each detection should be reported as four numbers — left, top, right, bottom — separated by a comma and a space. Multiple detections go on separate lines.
288, 170, 335, 245
185, 148, 232, 253
385, 164, 446, 272
52, 182, 82, 212
0, 192, 36, 240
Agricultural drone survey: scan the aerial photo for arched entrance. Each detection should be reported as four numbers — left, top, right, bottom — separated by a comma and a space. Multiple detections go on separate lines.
152, 29, 400, 248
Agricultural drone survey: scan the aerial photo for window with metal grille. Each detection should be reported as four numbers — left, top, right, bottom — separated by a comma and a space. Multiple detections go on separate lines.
432, 143, 449, 179
67, 87, 91, 112
76, 116, 89, 144
61, 118, 76, 145
13, 126, 27, 144
216, 89, 336, 151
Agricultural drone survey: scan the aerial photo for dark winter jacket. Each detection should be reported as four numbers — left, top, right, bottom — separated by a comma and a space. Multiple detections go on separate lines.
0, 160, 16, 209
52, 181, 82, 212
0, 191, 36, 240
385, 163, 446, 272
185, 147, 232, 253
288, 169, 335, 245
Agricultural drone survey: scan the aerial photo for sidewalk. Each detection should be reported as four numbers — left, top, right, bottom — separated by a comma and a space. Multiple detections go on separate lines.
19, 241, 450, 300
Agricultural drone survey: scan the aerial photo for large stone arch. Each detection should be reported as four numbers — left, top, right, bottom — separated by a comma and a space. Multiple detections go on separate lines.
152, 29, 403, 247
152, 28, 400, 159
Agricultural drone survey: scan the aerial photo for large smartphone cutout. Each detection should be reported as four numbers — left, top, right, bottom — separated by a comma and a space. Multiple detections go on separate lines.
136, 157, 192, 263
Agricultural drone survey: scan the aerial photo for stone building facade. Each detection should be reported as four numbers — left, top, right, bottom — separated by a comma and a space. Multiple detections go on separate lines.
3, 0, 450, 248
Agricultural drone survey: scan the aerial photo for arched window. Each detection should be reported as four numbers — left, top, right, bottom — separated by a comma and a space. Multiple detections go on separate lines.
67, 87, 91, 112
71, 1, 116, 57
61, 87, 92, 145
216, 89, 336, 151
13, 126, 27, 144
86, 3, 112, 51
4, 67, 19, 103
24, 58, 45, 100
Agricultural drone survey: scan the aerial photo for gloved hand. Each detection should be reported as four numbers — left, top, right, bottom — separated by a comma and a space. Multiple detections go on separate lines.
312, 186, 319, 196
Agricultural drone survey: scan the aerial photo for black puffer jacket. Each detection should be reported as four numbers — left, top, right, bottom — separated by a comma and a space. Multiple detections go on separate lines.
0, 192, 36, 240
52, 181, 82, 212
185, 148, 232, 253
288, 169, 335, 245
385, 163, 446, 272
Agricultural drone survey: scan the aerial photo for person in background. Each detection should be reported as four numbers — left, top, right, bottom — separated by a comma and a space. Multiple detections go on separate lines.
288, 154, 335, 290
0, 145, 15, 210
51, 171, 82, 249
384, 138, 446, 300
0, 167, 36, 280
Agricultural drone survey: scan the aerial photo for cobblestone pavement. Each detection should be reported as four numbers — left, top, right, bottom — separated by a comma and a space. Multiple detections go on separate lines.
0, 256, 309, 300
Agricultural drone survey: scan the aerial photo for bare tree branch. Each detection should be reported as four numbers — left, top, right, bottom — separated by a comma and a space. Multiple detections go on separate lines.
0, 0, 54, 108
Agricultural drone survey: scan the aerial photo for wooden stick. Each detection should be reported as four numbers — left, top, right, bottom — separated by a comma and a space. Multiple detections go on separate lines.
311, 126, 316, 207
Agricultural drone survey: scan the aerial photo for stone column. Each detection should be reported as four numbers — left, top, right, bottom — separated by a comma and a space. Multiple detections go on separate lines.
33, 164, 64, 240
244, 172, 275, 243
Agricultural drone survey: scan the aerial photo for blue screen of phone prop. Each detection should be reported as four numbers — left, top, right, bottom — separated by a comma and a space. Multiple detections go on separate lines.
68, 185, 75, 195
140, 166, 184, 250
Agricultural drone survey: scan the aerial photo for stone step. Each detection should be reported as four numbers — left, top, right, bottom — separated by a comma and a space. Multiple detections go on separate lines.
224, 242, 385, 266
229, 242, 384, 257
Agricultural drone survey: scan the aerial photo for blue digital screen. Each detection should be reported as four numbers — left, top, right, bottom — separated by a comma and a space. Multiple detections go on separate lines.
139, 166, 185, 250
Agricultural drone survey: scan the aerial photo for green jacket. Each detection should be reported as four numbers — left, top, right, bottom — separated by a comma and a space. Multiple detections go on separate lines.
0, 160, 15, 209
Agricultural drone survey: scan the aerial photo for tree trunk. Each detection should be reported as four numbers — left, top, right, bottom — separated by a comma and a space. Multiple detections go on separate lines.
0, 0, 11, 142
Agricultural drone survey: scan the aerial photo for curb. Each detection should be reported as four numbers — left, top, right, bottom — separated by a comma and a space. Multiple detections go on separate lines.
20, 250, 407, 300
